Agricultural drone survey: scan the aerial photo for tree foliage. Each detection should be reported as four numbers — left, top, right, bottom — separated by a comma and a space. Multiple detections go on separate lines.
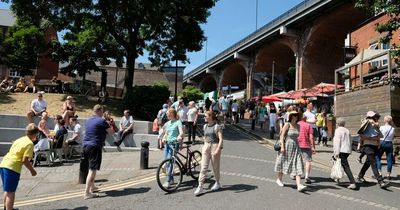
355, 0, 400, 58
179, 85, 203, 102
3, 0, 217, 93
0, 19, 46, 76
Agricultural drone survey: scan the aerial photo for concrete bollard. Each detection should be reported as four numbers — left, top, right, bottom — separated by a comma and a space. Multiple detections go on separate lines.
140, 141, 150, 169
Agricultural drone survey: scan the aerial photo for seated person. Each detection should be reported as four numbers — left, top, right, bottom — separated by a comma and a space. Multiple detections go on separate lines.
114, 110, 135, 147
103, 111, 118, 133
63, 117, 83, 157
0, 77, 9, 92
14, 77, 26, 92
23, 79, 37, 93
34, 119, 52, 152
27, 93, 48, 123
52, 115, 63, 134
5, 79, 15, 92
62, 96, 77, 127
52, 119, 68, 149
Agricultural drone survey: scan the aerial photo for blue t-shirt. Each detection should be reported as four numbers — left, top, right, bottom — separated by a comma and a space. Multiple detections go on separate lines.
83, 115, 110, 148
165, 120, 183, 143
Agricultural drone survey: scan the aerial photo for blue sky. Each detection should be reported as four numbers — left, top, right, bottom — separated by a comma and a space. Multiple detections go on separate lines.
0, 1, 303, 74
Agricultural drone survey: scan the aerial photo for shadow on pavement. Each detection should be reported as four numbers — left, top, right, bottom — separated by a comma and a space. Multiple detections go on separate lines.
105, 187, 151, 197
57, 207, 89, 210
95, 179, 109, 183
219, 183, 258, 193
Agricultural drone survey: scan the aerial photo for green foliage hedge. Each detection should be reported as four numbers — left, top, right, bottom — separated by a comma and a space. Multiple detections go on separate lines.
123, 85, 170, 120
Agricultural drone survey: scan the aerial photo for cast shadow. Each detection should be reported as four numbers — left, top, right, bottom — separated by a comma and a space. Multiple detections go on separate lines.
57, 207, 89, 210
0, 93, 16, 104
94, 179, 109, 183
105, 187, 151, 197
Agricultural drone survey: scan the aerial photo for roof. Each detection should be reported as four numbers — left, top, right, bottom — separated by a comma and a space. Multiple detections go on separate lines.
0, 9, 16, 27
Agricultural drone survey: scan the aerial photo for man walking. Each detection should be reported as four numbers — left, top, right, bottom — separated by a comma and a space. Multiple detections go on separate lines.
298, 114, 315, 184
83, 104, 114, 199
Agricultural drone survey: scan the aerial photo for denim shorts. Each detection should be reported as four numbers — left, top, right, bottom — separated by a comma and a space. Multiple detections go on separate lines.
0, 168, 20, 192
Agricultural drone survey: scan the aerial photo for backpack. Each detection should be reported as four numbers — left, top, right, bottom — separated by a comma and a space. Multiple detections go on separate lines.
158, 111, 168, 126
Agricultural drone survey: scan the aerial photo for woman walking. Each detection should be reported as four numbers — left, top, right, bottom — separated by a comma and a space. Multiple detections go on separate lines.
376, 115, 395, 179
332, 118, 357, 190
194, 111, 223, 196
162, 109, 184, 188
274, 111, 307, 192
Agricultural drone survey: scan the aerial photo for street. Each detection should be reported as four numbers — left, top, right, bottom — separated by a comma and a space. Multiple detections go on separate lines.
23, 126, 400, 210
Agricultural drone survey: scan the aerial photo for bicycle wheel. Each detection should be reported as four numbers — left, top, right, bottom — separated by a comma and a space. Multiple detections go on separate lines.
189, 150, 202, 180
156, 158, 183, 193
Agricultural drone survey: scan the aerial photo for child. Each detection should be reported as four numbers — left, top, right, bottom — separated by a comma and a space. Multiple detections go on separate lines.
321, 127, 328, 147
0, 123, 38, 210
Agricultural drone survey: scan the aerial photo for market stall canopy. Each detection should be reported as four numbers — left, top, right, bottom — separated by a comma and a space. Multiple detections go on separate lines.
252, 95, 282, 103
306, 82, 344, 94
275, 88, 316, 99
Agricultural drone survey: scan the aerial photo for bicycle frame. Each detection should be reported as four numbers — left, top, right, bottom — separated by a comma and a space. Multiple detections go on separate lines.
173, 146, 192, 174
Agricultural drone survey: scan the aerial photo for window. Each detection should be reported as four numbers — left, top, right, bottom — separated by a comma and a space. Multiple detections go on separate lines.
368, 42, 389, 68
9, 69, 20, 78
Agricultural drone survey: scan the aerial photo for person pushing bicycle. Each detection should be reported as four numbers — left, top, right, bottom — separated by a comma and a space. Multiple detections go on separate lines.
161, 108, 184, 188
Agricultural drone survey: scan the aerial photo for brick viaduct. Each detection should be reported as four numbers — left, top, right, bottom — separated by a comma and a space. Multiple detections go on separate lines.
183, 0, 369, 98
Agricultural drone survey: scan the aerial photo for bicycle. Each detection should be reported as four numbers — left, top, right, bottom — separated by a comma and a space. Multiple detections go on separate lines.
156, 141, 202, 193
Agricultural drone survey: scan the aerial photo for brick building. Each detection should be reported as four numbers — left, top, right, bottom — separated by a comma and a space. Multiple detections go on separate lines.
79, 62, 184, 97
335, 13, 400, 137
0, 9, 59, 81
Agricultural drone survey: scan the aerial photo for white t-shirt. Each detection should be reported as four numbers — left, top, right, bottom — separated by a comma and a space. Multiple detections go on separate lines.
303, 110, 316, 124
73, 123, 84, 144
178, 106, 188, 122
187, 107, 198, 122
31, 99, 47, 113
220, 99, 228, 111
120, 116, 134, 129
380, 125, 395, 142
231, 102, 239, 112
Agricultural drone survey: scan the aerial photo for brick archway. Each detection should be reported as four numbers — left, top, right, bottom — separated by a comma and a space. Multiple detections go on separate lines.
300, 3, 368, 88
221, 62, 247, 91
255, 39, 296, 92
199, 75, 217, 93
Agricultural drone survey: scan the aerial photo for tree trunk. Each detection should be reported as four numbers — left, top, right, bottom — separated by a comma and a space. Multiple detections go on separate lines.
124, 50, 136, 96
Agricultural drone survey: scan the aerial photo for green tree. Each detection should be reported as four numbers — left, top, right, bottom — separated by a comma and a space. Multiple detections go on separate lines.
355, 0, 400, 58
179, 85, 203, 102
0, 19, 46, 76
3, 0, 217, 94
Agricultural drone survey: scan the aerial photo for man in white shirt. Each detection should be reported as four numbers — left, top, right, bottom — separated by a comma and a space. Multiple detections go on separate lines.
115, 110, 135, 146
303, 102, 318, 145
231, 100, 239, 124
187, 101, 198, 142
219, 96, 229, 125
27, 93, 48, 123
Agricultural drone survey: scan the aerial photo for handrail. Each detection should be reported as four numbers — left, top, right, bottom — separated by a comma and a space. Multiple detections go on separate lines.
184, 0, 327, 80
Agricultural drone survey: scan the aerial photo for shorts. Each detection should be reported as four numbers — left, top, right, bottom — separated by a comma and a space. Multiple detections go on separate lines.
300, 148, 312, 161
0, 168, 20, 192
312, 126, 319, 138
83, 145, 102, 170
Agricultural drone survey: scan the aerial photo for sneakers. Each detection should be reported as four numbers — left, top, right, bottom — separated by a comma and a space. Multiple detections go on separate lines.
276, 179, 284, 187
357, 177, 367, 183
297, 184, 307, 192
211, 182, 221, 191
347, 184, 357, 190
379, 181, 389, 189
305, 177, 312, 184
163, 181, 171, 188
194, 185, 204, 196
83, 192, 99, 200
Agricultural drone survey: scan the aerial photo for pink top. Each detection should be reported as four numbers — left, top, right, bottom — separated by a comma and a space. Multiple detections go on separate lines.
297, 121, 314, 148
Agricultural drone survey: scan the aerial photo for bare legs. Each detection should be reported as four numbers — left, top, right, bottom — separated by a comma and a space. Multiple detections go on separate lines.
3, 191, 15, 210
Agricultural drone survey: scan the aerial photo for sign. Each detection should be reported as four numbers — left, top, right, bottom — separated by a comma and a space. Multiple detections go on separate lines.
222, 85, 239, 91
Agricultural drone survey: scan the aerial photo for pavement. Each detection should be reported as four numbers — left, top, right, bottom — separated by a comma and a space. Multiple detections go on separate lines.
1, 118, 399, 205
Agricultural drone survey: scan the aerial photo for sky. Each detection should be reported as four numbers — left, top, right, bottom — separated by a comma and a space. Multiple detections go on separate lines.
0, 0, 303, 74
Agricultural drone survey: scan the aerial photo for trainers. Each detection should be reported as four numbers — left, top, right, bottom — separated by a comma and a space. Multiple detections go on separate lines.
211, 182, 221, 191
84, 192, 99, 200
357, 177, 367, 183
297, 184, 307, 192
194, 185, 203, 196
379, 181, 389, 189
305, 177, 311, 184
347, 184, 357, 190
163, 181, 170, 188
276, 179, 284, 187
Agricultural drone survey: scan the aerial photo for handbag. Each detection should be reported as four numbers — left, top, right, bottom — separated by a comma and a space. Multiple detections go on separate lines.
274, 140, 281, 151
330, 158, 343, 180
